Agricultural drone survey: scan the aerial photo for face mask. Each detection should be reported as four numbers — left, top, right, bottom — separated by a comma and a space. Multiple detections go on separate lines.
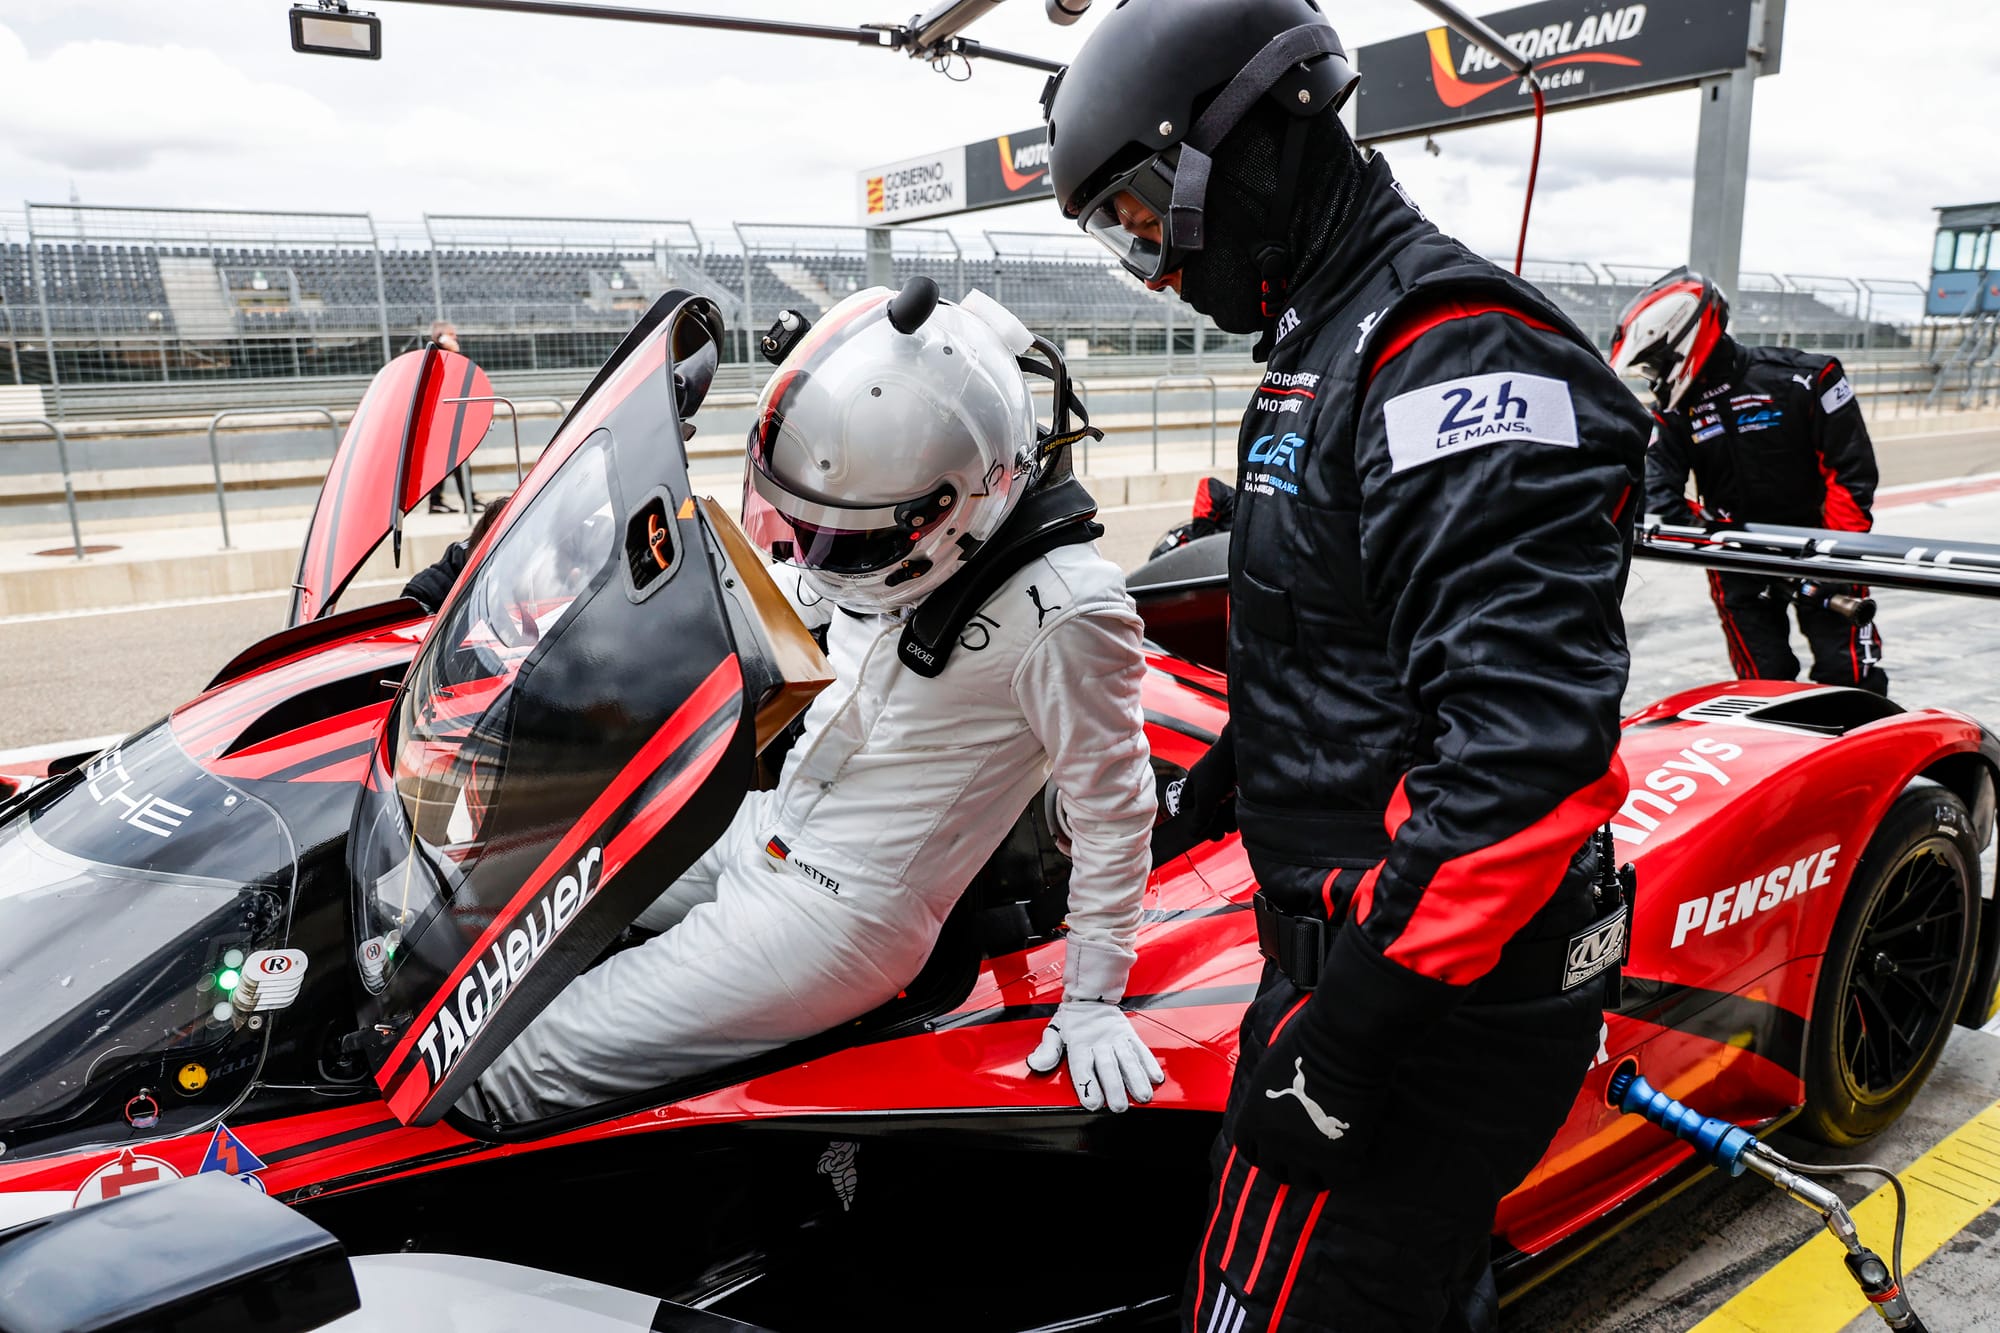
1179, 105, 1367, 336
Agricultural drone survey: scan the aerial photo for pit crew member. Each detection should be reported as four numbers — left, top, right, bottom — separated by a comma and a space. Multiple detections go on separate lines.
1614, 267, 1887, 694
425, 320, 480, 515
1046, 2, 1650, 1328
402, 493, 509, 613
470, 287, 1164, 1124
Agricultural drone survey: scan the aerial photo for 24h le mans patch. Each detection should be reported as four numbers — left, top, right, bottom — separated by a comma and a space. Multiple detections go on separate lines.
1382, 371, 1578, 474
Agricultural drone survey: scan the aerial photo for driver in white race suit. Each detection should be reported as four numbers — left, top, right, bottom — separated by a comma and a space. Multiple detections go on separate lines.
471, 286, 1165, 1123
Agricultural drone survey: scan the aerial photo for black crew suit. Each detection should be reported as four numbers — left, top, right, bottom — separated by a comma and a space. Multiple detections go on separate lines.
1645, 337, 1886, 693
1181, 155, 1650, 1333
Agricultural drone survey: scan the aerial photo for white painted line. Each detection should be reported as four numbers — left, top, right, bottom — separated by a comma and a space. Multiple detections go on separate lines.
0, 733, 123, 767
0, 578, 406, 627
1876, 425, 2000, 445
1877, 469, 2000, 497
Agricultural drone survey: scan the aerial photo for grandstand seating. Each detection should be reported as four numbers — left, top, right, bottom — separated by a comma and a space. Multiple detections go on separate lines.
3, 242, 174, 334
683, 249, 1166, 323
1, 237, 1896, 357
3, 242, 664, 336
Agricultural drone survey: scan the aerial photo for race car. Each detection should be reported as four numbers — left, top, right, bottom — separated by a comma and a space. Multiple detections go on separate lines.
1, 289, 1996, 1331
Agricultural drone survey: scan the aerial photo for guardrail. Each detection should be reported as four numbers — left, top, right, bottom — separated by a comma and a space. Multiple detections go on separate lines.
206, 409, 341, 550
1151, 375, 1220, 468
7, 418, 83, 559
440, 395, 566, 489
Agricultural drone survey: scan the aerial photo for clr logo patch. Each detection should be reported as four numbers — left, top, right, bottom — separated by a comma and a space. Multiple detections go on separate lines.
1248, 432, 1306, 471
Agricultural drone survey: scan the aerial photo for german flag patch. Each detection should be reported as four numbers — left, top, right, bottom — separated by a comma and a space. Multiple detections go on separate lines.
765, 835, 790, 863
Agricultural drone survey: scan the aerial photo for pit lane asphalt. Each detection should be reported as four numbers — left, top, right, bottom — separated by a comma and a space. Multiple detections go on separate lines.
0, 497, 1194, 750
9, 465, 2000, 754
6, 456, 2000, 1333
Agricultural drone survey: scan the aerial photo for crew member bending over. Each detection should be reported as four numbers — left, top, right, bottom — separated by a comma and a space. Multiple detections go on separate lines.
1615, 267, 1887, 694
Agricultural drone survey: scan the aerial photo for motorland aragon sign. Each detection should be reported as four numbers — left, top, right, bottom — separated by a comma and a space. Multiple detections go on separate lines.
860, 126, 1052, 223
1354, 0, 1765, 143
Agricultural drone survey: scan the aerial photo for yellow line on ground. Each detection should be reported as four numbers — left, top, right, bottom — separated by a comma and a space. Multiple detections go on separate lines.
1690, 1098, 2000, 1332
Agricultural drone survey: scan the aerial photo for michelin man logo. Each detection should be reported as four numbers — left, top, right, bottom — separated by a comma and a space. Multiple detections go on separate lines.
817, 1140, 860, 1211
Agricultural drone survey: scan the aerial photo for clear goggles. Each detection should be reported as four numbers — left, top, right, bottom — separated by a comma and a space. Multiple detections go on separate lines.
1074, 153, 1183, 283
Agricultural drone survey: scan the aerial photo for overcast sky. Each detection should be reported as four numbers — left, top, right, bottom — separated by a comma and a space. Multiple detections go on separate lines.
0, 0, 1989, 290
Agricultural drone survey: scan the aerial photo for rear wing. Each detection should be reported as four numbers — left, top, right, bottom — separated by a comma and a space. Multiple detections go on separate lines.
1638, 520, 2000, 600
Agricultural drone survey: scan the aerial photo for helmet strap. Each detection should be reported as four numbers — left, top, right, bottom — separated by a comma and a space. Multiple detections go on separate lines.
1164, 23, 1350, 269
1018, 335, 1103, 487
896, 475, 1103, 678
1256, 114, 1310, 322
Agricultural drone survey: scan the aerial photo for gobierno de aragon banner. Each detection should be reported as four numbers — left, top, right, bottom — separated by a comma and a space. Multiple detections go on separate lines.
1353, 0, 1757, 143
859, 127, 1052, 224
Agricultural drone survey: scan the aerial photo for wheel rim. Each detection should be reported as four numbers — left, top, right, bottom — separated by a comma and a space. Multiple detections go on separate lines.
1837, 840, 1969, 1099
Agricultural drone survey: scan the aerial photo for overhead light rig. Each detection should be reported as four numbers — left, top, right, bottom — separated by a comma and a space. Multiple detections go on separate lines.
286, 0, 1550, 269
289, 0, 1066, 72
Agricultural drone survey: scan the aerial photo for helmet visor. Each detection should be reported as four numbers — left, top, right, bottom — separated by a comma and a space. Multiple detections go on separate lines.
1630, 344, 1681, 385
1075, 159, 1179, 282
781, 516, 922, 576
747, 465, 956, 576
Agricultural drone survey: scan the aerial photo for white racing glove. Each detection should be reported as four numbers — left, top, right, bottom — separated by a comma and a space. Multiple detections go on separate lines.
1026, 938, 1165, 1112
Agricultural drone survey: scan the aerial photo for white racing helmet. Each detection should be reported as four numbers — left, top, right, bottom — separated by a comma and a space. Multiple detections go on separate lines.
746, 283, 1040, 613
1609, 267, 1731, 412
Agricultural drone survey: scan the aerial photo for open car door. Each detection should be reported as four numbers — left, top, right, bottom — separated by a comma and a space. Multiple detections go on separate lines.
288, 346, 496, 625
345, 292, 832, 1126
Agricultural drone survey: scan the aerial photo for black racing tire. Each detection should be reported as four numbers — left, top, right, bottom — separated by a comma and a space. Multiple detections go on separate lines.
1798, 783, 1982, 1146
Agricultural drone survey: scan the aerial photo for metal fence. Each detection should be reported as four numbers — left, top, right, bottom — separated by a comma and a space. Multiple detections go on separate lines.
420, 213, 708, 370
0, 201, 1965, 416
981, 229, 1259, 365
5, 204, 393, 414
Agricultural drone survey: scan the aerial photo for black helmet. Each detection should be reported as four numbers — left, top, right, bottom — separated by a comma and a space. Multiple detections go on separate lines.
1042, 0, 1358, 284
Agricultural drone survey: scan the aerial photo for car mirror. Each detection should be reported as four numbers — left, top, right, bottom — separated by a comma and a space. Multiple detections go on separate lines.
669, 301, 726, 425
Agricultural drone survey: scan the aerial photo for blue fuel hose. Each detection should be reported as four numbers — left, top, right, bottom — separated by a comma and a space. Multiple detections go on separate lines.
1607, 1068, 1927, 1330
1606, 1070, 1757, 1177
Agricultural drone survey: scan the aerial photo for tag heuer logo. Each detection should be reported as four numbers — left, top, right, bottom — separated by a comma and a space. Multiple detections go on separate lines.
1563, 906, 1628, 990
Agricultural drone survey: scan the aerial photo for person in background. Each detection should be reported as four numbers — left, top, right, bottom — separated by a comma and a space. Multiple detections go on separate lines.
426, 320, 481, 516
402, 493, 510, 613
1614, 267, 1887, 694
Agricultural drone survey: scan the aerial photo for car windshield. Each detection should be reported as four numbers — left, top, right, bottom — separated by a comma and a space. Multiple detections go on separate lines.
354, 434, 620, 990
0, 722, 297, 1153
